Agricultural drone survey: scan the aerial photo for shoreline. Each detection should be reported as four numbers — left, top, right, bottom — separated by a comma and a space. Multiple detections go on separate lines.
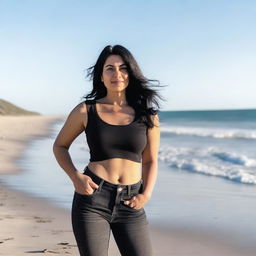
0, 115, 255, 255
0, 115, 65, 175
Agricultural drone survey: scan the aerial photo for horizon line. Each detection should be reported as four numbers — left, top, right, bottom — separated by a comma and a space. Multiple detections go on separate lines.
162, 107, 256, 112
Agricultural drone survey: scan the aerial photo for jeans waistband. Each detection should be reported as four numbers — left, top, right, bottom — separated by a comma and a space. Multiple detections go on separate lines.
83, 166, 143, 191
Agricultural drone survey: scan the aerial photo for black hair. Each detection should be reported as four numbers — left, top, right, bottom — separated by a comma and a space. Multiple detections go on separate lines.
84, 45, 164, 128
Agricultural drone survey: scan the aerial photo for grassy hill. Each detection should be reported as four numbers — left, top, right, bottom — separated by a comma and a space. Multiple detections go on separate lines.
0, 99, 40, 116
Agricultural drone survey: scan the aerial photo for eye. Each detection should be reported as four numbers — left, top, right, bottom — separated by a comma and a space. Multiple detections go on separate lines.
105, 67, 114, 73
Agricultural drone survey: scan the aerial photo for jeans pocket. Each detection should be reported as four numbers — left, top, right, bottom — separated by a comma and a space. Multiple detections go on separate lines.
75, 188, 98, 197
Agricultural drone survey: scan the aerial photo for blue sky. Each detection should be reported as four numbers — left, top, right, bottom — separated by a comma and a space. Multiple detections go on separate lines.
0, 0, 255, 114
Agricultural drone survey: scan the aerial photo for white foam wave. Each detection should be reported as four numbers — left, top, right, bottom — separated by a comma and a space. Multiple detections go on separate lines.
208, 148, 256, 167
161, 125, 256, 140
158, 146, 256, 185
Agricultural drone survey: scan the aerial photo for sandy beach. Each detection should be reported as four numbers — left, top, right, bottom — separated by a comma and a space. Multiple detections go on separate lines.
0, 115, 255, 256
0, 116, 79, 255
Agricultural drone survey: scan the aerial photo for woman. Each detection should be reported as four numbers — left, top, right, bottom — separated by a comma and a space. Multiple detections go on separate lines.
53, 45, 161, 256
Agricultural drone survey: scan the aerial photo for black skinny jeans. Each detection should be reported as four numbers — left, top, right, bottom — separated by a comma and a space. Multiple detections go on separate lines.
71, 166, 153, 256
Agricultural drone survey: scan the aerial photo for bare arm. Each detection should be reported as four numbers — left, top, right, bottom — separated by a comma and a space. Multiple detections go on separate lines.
141, 114, 160, 199
53, 102, 98, 194
124, 114, 160, 209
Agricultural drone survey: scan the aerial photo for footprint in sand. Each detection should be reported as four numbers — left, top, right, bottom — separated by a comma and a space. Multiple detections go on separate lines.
26, 242, 76, 254
0, 237, 14, 244
4, 214, 14, 219
32, 216, 53, 223
51, 229, 71, 235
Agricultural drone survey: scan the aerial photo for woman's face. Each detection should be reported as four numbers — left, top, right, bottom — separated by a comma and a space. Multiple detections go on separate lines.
101, 55, 129, 93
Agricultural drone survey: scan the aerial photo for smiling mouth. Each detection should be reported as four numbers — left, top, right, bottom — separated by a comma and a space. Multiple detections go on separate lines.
111, 81, 124, 84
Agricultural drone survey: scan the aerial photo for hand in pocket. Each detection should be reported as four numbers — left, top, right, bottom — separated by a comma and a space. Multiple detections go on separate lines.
72, 172, 99, 195
124, 194, 149, 210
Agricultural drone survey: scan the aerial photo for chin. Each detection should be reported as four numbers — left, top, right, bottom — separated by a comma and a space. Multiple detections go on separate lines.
108, 86, 127, 91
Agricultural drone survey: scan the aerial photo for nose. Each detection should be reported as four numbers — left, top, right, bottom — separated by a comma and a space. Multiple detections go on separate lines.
113, 68, 122, 78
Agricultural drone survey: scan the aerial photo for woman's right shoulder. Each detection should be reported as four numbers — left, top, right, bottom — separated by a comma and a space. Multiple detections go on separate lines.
67, 100, 96, 125
71, 100, 95, 115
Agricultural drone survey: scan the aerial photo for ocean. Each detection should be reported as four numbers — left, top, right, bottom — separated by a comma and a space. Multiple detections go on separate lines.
2, 108, 256, 247
159, 109, 256, 185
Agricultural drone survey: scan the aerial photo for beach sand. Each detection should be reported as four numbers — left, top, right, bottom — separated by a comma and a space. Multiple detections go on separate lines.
0, 115, 255, 255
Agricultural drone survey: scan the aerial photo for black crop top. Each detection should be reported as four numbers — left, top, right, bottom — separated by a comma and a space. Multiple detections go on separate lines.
84, 100, 147, 163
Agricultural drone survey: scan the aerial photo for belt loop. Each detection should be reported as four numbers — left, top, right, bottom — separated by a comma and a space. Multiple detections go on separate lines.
128, 185, 131, 196
83, 166, 88, 174
98, 179, 104, 191
139, 179, 143, 193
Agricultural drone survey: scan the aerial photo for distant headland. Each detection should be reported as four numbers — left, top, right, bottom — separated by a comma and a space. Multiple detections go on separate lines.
0, 99, 40, 116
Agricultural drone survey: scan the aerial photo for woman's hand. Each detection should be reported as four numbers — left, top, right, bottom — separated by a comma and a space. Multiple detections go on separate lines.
72, 172, 99, 195
124, 193, 150, 210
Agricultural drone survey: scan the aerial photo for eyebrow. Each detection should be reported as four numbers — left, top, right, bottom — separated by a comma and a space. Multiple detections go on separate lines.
104, 64, 127, 68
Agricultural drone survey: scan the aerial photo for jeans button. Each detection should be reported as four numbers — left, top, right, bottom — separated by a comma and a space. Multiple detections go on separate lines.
117, 187, 123, 192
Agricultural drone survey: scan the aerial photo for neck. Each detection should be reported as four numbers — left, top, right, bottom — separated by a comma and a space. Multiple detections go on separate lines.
103, 92, 127, 106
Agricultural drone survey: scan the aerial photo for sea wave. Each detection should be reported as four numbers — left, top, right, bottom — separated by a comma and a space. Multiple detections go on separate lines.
158, 146, 256, 185
160, 125, 256, 140
209, 148, 256, 167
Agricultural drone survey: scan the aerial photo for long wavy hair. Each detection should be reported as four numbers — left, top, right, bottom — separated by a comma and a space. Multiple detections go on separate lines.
84, 45, 164, 128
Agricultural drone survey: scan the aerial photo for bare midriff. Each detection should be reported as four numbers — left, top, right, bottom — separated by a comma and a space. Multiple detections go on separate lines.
87, 158, 142, 185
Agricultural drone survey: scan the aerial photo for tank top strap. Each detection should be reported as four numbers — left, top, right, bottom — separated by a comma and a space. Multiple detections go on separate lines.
84, 99, 96, 112
91, 101, 97, 114
84, 101, 97, 126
